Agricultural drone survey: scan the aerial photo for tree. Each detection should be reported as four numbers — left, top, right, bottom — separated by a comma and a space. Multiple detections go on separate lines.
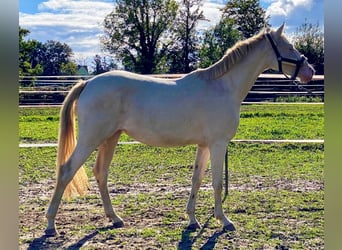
19, 26, 43, 76
92, 54, 117, 75
293, 20, 324, 75
167, 0, 206, 73
101, 0, 178, 74
198, 18, 241, 68
40, 40, 75, 76
19, 26, 77, 76
222, 0, 269, 39
60, 62, 78, 75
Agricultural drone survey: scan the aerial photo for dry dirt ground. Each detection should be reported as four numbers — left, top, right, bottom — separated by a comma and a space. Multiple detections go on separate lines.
19, 175, 323, 249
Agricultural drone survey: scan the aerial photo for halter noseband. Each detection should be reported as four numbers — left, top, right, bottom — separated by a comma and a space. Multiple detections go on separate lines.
265, 33, 306, 80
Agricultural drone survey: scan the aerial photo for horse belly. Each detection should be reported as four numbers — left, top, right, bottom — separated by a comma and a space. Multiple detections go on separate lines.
123, 119, 203, 147
122, 88, 242, 147
122, 104, 205, 147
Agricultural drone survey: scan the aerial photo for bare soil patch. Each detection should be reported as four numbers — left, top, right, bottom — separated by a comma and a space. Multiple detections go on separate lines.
19, 176, 323, 249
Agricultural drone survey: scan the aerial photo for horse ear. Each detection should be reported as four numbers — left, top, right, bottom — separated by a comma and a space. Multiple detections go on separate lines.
275, 23, 285, 38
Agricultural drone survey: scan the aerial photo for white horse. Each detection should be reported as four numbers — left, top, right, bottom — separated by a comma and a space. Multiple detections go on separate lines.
45, 24, 314, 236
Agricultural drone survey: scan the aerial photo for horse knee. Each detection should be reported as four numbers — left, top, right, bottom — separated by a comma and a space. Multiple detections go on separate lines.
212, 180, 223, 193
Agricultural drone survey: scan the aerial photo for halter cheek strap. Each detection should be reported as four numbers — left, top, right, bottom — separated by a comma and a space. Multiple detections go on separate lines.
265, 33, 306, 80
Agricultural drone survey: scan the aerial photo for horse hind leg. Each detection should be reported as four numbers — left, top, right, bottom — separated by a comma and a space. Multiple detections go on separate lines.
92, 131, 124, 228
186, 145, 210, 229
45, 144, 95, 236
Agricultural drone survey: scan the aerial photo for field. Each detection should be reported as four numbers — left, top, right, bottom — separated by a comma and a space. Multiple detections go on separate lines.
19, 104, 324, 249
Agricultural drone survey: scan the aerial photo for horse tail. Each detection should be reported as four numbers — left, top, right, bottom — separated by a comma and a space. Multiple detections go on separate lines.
56, 80, 89, 199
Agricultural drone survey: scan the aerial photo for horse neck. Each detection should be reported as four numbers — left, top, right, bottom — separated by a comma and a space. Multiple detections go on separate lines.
220, 38, 272, 103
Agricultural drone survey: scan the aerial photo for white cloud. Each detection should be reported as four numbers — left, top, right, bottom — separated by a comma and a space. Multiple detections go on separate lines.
19, 0, 114, 60
20, 0, 225, 61
19, 0, 321, 65
266, 0, 313, 17
198, 2, 224, 30
37, 0, 113, 14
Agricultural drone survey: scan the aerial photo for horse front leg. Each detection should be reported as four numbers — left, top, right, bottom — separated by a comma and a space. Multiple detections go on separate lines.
186, 145, 210, 229
209, 141, 236, 231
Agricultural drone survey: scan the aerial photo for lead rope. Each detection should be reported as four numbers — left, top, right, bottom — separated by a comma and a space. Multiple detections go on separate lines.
292, 79, 313, 94
222, 148, 229, 203
281, 72, 313, 94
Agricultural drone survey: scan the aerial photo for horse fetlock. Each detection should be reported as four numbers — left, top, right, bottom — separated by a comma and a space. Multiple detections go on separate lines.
44, 227, 58, 237
113, 220, 125, 228
220, 216, 236, 231
108, 214, 124, 225
187, 221, 201, 231
214, 212, 233, 225
223, 222, 236, 231
214, 211, 224, 221
106, 213, 124, 228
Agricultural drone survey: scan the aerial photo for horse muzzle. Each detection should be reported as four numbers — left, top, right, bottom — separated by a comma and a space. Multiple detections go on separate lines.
298, 63, 315, 83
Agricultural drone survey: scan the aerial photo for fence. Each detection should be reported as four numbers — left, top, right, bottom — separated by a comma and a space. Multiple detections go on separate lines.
19, 74, 324, 147
19, 74, 324, 105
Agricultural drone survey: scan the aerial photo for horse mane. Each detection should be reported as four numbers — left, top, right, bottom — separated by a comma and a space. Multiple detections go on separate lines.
194, 30, 267, 81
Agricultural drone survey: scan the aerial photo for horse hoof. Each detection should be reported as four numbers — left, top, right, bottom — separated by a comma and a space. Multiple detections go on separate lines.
223, 223, 236, 232
187, 222, 201, 231
113, 221, 124, 228
44, 228, 58, 237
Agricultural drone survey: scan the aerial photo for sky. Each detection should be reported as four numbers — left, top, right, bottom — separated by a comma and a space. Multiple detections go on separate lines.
19, 0, 324, 67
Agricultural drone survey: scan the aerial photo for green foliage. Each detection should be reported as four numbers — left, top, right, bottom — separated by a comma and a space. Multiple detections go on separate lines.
293, 20, 324, 74
91, 54, 117, 75
275, 95, 323, 103
40, 40, 75, 76
198, 19, 241, 68
222, 0, 270, 39
165, 0, 206, 73
101, 0, 178, 74
19, 26, 44, 77
19, 26, 77, 77
60, 61, 78, 75
198, 0, 270, 68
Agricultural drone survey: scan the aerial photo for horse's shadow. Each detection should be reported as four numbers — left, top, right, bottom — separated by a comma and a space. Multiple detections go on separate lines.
177, 217, 229, 250
28, 220, 229, 250
27, 224, 117, 250
27, 234, 64, 250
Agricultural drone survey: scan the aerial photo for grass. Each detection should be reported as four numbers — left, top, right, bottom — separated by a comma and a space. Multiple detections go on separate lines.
18, 104, 324, 249
19, 104, 324, 143
275, 95, 323, 102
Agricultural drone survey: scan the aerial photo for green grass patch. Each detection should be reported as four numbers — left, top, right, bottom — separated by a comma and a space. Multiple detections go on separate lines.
19, 104, 324, 143
19, 104, 324, 249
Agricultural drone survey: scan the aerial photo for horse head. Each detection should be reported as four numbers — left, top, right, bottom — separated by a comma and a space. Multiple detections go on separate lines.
266, 24, 315, 83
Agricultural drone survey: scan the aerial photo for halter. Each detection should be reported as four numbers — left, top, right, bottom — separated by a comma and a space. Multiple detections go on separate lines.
265, 33, 306, 80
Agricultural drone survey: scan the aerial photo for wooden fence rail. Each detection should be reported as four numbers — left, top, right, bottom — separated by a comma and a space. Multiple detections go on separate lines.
19, 74, 324, 105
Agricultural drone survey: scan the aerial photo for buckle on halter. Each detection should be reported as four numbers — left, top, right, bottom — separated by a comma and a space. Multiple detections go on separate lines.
265, 32, 306, 81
